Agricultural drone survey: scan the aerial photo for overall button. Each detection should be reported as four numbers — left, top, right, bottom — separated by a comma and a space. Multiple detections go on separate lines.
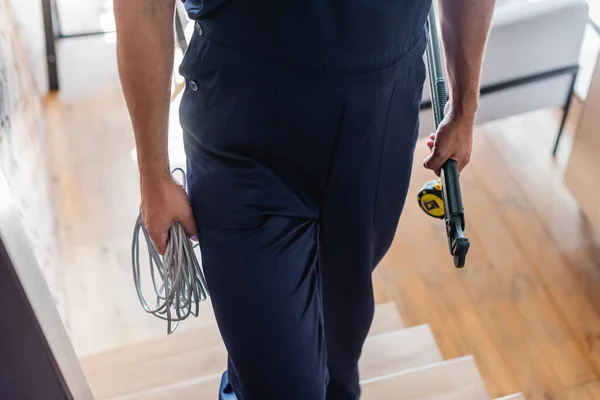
195, 21, 203, 36
188, 80, 199, 91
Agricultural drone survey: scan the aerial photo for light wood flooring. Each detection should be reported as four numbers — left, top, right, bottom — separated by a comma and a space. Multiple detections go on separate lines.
42, 34, 600, 400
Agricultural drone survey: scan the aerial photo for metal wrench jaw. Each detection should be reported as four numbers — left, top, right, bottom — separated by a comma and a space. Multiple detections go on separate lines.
441, 160, 470, 268
447, 217, 470, 268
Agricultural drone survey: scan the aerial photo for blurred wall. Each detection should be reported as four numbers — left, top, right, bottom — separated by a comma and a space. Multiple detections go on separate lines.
6, 0, 49, 94
0, 0, 65, 320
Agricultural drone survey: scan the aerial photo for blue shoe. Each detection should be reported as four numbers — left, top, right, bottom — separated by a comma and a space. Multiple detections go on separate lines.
219, 371, 238, 400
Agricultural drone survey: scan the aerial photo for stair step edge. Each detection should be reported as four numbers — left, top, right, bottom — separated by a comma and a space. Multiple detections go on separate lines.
360, 355, 490, 400
360, 355, 475, 386
108, 355, 488, 400
495, 394, 525, 400
365, 323, 432, 342
91, 323, 440, 398
83, 301, 403, 374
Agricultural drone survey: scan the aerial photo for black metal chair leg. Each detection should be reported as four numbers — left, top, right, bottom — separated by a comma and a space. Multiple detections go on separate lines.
41, 0, 59, 91
553, 67, 579, 156
175, 7, 188, 53
590, 17, 600, 36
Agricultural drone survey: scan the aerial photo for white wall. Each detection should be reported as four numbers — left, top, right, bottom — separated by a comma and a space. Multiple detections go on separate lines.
8, 0, 49, 94
1, 0, 65, 319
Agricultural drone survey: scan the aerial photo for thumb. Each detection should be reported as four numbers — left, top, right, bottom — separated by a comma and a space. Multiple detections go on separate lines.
152, 229, 169, 256
178, 209, 198, 240
423, 148, 446, 176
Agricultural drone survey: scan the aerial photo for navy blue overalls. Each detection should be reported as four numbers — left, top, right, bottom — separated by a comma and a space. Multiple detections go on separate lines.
179, 1, 431, 398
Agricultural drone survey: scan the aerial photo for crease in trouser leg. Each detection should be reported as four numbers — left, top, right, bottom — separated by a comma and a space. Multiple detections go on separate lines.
199, 217, 327, 400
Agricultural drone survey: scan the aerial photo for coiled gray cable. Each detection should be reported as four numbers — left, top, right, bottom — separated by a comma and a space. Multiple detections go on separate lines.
131, 168, 209, 334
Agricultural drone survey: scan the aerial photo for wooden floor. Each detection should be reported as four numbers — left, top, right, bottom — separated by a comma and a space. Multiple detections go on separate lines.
374, 104, 600, 400
42, 36, 600, 400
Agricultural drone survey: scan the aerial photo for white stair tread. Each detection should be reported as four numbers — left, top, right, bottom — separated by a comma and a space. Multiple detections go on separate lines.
108, 374, 222, 400
85, 302, 405, 399
81, 322, 223, 375
495, 394, 525, 400
87, 345, 227, 399
110, 355, 488, 400
368, 301, 405, 335
361, 356, 490, 400
83, 301, 402, 375
92, 325, 434, 399
360, 325, 443, 380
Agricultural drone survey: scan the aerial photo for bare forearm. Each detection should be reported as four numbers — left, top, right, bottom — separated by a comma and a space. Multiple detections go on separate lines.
114, 0, 176, 180
437, 0, 495, 117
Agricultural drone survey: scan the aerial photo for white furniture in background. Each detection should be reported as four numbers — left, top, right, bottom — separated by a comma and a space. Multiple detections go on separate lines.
565, 50, 600, 232
576, 0, 600, 100
587, 0, 600, 30
420, 0, 590, 155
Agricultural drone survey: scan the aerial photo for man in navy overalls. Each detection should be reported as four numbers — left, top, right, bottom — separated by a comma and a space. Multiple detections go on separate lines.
114, 0, 495, 398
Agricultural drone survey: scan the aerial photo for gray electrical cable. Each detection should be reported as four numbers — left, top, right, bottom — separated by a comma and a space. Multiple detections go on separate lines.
131, 168, 209, 334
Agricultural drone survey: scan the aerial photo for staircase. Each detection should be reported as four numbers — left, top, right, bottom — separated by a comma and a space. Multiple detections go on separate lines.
80, 302, 524, 399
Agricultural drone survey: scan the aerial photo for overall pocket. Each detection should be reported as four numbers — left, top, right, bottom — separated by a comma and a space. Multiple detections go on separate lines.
374, 56, 426, 225
178, 35, 220, 129
184, 144, 262, 231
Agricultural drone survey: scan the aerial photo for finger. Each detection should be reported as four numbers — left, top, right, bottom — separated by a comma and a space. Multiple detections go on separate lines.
179, 209, 198, 240
150, 229, 169, 256
429, 133, 436, 140
423, 151, 446, 174
459, 154, 471, 173
426, 139, 434, 150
